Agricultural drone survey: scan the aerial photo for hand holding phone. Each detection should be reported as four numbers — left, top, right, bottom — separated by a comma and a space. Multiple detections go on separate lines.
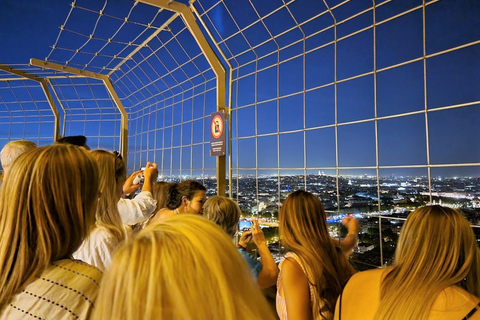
238, 230, 253, 248
250, 220, 266, 247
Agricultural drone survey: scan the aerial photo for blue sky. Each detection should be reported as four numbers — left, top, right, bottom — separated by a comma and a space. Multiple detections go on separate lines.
1, 0, 480, 177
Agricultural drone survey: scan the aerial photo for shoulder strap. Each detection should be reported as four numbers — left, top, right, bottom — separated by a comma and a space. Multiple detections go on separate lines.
461, 301, 480, 320
339, 292, 342, 320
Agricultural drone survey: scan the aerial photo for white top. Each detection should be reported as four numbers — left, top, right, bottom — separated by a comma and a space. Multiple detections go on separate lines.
73, 192, 154, 271
73, 228, 119, 272
117, 191, 157, 225
1, 259, 102, 320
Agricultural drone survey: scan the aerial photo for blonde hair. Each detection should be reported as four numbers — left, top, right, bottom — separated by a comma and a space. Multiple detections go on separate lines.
0, 145, 99, 309
280, 190, 354, 319
0, 140, 36, 171
375, 205, 480, 320
203, 196, 241, 237
90, 150, 126, 241
92, 215, 277, 320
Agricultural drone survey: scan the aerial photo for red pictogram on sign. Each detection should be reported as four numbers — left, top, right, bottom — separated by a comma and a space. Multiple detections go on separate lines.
211, 115, 223, 139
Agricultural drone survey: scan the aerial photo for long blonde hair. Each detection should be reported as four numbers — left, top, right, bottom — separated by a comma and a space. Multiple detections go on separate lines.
375, 205, 480, 320
280, 190, 354, 319
0, 145, 99, 309
90, 150, 126, 241
92, 215, 277, 320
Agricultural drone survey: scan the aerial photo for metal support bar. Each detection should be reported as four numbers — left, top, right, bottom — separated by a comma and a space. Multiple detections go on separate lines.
47, 79, 67, 137
39, 80, 60, 141
103, 77, 128, 162
30, 59, 129, 164
0, 64, 60, 141
137, 0, 227, 195
191, 4, 234, 198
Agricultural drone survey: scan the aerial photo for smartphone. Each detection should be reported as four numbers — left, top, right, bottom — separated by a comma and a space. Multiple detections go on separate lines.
133, 167, 146, 185
238, 220, 253, 232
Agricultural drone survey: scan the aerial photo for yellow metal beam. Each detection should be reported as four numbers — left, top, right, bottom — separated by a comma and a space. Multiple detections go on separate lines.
39, 80, 61, 141
103, 77, 128, 162
30, 58, 129, 164
137, 0, 227, 195
0, 64, 60, 141
30, 59, 106, 80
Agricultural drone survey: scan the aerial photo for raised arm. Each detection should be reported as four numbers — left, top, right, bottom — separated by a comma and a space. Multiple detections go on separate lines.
339, 216, 358, 255
122, 170, 143, 196
118, 163, 159, 225
251, 219, 278, 289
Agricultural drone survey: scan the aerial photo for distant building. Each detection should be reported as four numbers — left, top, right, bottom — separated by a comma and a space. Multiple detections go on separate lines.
357, 243, 375, 254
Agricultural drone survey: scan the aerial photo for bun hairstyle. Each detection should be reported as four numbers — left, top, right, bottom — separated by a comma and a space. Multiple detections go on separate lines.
166, 180, 206, 210
166, 183, 179, 209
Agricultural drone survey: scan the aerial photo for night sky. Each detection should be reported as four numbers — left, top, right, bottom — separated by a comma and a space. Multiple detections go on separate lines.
1, 0, 479, 177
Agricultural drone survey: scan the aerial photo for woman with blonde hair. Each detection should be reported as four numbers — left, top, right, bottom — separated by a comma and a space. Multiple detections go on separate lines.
204, 195, 278, 288
335, 205, 480, 320
73, 150, 156, 271
92, 215, 277, 320
277, 190, 357, 320
0, 144, 102, 318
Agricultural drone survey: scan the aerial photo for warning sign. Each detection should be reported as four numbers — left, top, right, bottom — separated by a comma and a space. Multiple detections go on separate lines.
211, 114, 223, 139
210, 111, 226, 156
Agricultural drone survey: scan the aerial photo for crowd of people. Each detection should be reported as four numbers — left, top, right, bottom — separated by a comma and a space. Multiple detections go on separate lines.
0, 137, 479, 320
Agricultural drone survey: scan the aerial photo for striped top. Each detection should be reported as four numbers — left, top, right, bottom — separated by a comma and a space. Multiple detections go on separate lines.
1, 259, 103, 320
276, 252, 326, 320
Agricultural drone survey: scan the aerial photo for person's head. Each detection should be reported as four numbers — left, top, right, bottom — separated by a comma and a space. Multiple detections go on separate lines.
92, 215, 276, 320
396, 205, 479, 289
0, 144, 99, 308
89, 149, 126, 239
0, 140, 36, 179
152, 181, 175, 212
204, 196, 241, 237
280, 190, 330, 250
56, 135, 90, 150
376, 205, 480, 320
166, 180, 206, 215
